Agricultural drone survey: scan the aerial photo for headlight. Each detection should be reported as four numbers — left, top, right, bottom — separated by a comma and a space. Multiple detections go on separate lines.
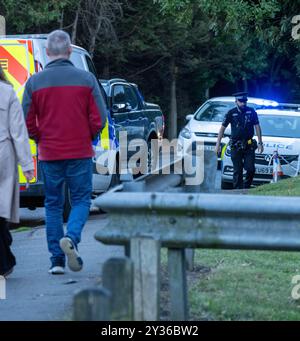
225, 144, 231, 157
180, 128, 192, 139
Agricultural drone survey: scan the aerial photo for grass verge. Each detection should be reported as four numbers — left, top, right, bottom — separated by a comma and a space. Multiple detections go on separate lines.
249, 176, 300, 196
189, 249, 300, 320
178, 177, 300, 320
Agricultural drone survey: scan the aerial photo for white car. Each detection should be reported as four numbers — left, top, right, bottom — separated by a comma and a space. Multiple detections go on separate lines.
177, 96, 278, 161
221, 109, 300, 189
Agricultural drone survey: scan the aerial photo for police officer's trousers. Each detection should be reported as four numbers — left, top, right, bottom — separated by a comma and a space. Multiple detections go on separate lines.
231, 147, 255, 189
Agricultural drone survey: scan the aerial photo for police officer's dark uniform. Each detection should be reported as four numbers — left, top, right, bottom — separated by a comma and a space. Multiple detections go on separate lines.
222, 92, 259, 189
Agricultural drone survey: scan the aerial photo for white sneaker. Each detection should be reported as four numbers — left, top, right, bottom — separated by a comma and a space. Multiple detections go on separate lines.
59, 237, 83, 272
48, 266, 65, 275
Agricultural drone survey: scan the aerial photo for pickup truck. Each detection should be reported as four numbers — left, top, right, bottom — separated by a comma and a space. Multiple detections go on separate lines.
99, 78, 165, 175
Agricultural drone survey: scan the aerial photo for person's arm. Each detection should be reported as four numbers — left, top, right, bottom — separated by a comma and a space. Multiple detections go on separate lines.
215, 125, 226, 154
255, 124, 264, 153
22, 79, 39, 142
9, 89, 35, 182
215, 110, 231, 154
252, 109, 263, 154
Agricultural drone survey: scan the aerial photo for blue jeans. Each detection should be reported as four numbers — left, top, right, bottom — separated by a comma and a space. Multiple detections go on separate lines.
40, 158, 92, 266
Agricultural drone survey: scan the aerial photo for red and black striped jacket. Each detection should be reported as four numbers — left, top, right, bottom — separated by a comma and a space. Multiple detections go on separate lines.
22, 58, 107, 161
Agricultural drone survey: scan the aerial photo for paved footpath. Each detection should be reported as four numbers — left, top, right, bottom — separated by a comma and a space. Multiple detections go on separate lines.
0, 214, 123, 321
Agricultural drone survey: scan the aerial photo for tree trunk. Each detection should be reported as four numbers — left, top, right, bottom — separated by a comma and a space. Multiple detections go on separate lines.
243, 78, 248, 93
267, 54, 283, 97
71, 4, 80, 44
0, 15, 6, 35
59, 10, 64, 30
205, 88, 210, 99
169, 57, 178, 139
251, 79, 259, 97
102, 60, 110, 79
89, 20, 102, 59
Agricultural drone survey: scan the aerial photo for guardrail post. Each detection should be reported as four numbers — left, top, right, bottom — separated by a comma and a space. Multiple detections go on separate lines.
200, 149, 217, 192
168, 248, 189, 321
121, 174, 146, 258
131, 237, 161, 321
184, 148, 217, 193
0, 16, 5, 35
73, 288, 111, 321
185, 248, 195, 271
102, 257, 134, 321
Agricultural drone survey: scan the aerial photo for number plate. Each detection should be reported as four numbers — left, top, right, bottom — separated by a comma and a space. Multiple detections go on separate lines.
255, 167, 273, 174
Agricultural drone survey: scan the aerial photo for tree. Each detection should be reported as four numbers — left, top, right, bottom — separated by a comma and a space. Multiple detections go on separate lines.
0, 0, 69, 33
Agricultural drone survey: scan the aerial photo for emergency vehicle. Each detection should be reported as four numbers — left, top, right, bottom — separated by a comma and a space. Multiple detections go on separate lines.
0, 35, 118, 219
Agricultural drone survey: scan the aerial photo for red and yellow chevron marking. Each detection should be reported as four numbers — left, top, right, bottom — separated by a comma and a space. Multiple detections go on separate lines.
0, 39, 37, 184
0, 39, 35, 102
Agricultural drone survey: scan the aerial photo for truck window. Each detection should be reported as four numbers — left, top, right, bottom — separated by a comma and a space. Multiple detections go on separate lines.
112, 84, 139, 110
124, 85, 139, 110
113, 85, 126, 104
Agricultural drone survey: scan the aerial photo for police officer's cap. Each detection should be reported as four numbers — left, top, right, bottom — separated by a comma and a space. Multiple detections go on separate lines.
233, 92, 248, 102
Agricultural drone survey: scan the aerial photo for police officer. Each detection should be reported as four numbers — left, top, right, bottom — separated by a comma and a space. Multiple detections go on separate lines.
215, 92, 264, 189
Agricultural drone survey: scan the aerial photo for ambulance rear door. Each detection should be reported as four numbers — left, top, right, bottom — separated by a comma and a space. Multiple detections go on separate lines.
0, 39, 37, 184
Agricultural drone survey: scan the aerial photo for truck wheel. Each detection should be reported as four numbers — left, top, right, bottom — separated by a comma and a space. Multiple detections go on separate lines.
147, 139, 158, 173
109, 156, 120, 189
221, 180, 233, 190
63, 185, 71, 222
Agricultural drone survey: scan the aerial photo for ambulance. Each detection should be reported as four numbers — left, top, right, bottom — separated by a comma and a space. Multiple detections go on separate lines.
0, 35, 118, 219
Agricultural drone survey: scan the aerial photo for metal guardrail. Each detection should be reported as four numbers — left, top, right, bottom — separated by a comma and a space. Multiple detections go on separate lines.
102, 153, 184, 194
94, 192, 300, 320
95, 192, 300, 251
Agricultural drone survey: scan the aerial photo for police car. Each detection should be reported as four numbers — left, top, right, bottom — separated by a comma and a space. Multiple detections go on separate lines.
177, 96, 278, 161
221, 109, 300, 189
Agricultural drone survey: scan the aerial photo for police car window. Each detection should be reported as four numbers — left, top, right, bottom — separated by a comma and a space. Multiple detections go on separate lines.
85, 55, 98, 78
195, 102, 234, 122
259, 115, 300, 138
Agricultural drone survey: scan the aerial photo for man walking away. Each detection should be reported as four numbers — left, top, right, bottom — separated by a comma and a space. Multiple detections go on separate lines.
215, 92, 263, 189
23, 30, 107, 274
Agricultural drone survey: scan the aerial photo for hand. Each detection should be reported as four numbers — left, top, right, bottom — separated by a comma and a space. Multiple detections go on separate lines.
215, 144, 221, 155
257, 143, 264, 154
24, 170, 35, 182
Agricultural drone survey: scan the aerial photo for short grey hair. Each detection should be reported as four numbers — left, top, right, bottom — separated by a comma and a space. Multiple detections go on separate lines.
46, 30, 71, 56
